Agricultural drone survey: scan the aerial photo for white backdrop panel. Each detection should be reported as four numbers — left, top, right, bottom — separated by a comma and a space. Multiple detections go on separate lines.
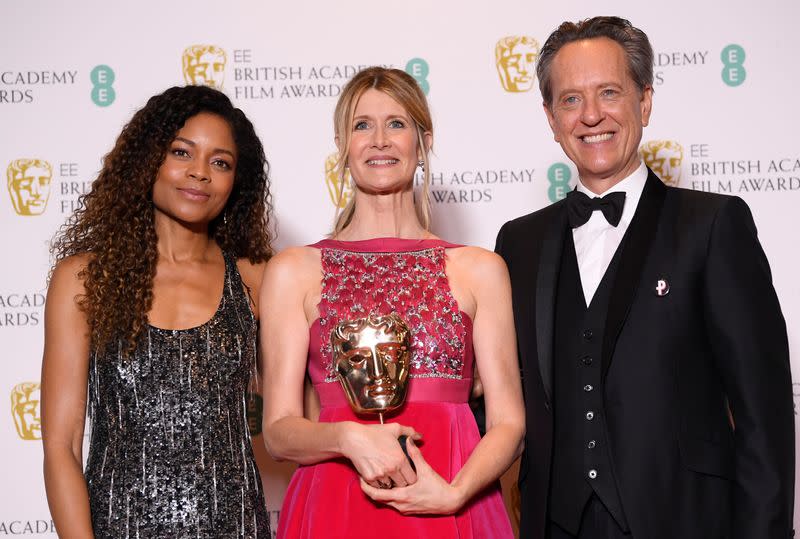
2, 1, 798, 536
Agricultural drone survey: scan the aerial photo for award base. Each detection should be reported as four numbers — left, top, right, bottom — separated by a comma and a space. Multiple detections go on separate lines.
397, 434, 417, 473
378, 412, 416, 472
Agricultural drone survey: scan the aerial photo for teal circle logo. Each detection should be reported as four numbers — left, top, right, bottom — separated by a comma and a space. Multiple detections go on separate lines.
721, 44, 746, 87
405, 58, 430, 95
547, 163, 572, 202
90, 65, 116, 106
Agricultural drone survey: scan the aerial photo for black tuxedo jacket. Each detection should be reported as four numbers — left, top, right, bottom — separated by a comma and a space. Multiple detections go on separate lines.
496, 169, 794, 539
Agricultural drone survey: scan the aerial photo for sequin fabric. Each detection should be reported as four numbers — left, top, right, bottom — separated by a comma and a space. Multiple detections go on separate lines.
85, 253, 271, 538
318, 245, 467, 383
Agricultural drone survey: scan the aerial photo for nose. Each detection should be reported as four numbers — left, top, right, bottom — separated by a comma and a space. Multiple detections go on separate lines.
371, 125, 389, 149
580, 95, 603, 126
30, 179, 42, 197
367, 346, 387, 380
188, 161, 211, 182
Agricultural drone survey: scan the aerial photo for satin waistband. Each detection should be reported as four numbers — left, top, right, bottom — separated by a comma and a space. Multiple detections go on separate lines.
314, 377, 472, 408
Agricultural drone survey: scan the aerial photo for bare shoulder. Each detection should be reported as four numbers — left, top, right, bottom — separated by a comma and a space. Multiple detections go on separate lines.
48, 253, 92, 298
261, 246, 322, 293
266, 246, 320, 277
236, 258, 268, 295
447, 245, 509, 283
45, 254, 92, 334
445, 247, 510, 317
259, 246, 323, 324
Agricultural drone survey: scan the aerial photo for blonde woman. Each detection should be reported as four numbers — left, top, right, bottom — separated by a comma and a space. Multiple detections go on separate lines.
261, 67, 524, 538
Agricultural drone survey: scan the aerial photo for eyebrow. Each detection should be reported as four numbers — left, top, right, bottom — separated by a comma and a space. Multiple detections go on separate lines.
174, 136, 236, 158
352, 113, 411, 122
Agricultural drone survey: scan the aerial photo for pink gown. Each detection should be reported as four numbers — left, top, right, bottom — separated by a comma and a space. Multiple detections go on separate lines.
278, 238, 514, 539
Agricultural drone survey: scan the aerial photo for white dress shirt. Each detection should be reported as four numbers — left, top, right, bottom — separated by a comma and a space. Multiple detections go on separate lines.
572, 161, 648, 306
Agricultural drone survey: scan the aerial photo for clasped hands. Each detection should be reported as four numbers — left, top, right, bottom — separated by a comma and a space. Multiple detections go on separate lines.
340, 422, 465, 515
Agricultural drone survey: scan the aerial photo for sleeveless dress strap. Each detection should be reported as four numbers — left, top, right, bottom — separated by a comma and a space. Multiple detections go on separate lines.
221, 251, 255, 325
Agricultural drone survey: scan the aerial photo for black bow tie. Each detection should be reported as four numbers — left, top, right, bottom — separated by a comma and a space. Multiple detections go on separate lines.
566, 190, 626, 228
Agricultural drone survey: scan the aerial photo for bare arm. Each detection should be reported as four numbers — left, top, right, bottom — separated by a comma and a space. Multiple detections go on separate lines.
41, 256, 94, 537
260, 248, 419, 487
450, 250, 525, 500
364, 249, 525, 513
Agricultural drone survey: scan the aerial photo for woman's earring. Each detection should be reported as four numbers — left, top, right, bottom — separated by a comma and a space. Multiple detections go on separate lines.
417, 160, 424, 171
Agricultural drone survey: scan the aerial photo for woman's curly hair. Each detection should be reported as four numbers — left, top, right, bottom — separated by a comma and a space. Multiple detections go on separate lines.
51, 85, 273, 355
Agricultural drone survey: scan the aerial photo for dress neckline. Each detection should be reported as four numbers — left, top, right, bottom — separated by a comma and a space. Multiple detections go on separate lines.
311, 237, 462, 253
147, 252, 231, 333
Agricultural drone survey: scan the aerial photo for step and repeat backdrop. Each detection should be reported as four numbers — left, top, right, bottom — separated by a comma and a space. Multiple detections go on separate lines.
2, 0, 798, 535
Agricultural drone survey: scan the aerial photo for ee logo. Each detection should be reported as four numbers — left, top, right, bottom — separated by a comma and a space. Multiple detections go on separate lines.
91, 65, 116, 106
721, 45, 746, 87
547, 162, 571, 203
405, 58, 430, 95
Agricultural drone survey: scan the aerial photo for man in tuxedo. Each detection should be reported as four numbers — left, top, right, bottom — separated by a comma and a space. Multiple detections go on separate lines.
495, 16, 794, 539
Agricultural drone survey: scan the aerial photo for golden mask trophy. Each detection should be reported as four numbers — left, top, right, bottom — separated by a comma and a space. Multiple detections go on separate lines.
331, 313, 415, 471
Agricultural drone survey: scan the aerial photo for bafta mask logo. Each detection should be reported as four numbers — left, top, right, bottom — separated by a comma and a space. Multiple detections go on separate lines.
640, 140, 684, 186
496, 36, 540, 92
11, 382, 41, 440
7, 159, 53, 216
182, 45, 227, 88
331, 313, 411, 415
325, 152, 353, 209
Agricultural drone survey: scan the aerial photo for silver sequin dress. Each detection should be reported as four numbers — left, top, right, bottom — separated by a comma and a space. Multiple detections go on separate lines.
85, 253, 271, 538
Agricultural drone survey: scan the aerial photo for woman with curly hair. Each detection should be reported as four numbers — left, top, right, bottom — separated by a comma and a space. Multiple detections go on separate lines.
41, 85, 273, 538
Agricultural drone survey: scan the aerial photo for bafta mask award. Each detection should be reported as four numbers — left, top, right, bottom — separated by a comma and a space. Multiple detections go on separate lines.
331, 313, 415, 470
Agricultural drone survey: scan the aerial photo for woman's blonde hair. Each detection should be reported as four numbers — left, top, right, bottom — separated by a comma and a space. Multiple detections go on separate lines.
331, 67, 433, 236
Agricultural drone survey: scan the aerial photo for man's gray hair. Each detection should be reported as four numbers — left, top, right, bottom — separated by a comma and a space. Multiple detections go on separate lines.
537, 16, 654, 108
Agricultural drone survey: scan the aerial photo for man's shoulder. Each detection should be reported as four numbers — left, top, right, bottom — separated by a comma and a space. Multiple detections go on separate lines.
664, 183, 747, 218
500, 199, 566, 235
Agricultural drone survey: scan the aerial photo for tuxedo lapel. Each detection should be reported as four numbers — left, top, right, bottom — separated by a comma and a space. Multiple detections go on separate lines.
601, 169, 667, 379
535, 204, 569, 406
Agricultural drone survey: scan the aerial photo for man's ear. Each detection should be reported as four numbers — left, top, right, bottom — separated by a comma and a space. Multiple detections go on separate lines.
543, 102, 560, 143
640, 86, 653, 127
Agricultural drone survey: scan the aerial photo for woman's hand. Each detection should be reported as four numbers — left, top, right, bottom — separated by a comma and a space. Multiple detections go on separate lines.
360, 438, 465, 515
339, 422, 421, 489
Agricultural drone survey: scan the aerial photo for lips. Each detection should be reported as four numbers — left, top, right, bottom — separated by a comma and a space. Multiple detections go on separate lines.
581, 132, 614, 143
366, 157, 399, 166
178, 188, 210, 200
366, 381, 397, 397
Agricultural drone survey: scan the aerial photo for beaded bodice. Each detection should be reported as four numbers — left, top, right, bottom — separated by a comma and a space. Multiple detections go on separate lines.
309, 238, 471, 384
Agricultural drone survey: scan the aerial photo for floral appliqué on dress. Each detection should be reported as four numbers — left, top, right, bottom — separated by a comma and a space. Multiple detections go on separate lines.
318, 246, 467, 382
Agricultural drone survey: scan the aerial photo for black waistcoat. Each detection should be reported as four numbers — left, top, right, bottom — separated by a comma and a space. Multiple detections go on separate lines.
549, 231, 629, 534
